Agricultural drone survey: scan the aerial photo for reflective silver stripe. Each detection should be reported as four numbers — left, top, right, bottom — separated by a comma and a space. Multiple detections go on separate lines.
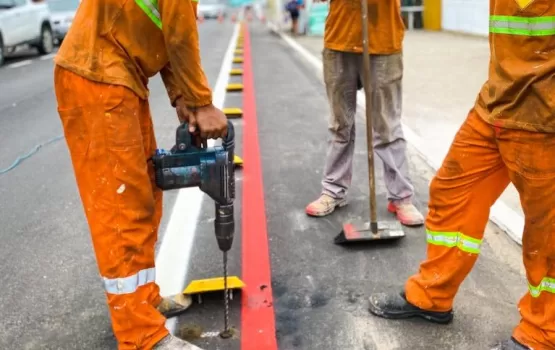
529, 277, 555, 298
103, 267, 156, 295
491, 20, 555, 30
427, 233, 457, 246
143, 0, 161, 20
490, 15, 555, 36
426, 230, 482, 254
135, 0, 162, 29
458, 239, 481, 252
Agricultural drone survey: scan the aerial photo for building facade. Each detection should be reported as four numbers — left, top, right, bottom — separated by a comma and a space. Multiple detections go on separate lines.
424, 0, 489, 36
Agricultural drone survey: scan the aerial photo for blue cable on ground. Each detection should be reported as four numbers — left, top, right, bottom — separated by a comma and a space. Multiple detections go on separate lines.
0, 134, 65, 175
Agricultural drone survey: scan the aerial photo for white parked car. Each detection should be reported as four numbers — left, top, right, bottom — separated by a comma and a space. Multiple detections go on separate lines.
48, 0, 80, 43
198, 0, 228, 19
0, 0, 54, 66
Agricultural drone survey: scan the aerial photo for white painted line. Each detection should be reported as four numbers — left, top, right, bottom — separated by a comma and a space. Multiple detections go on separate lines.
40, 53, 57, 60
7, 59, 32, 68
271, 27, 525, 246
155, 22, 241, 334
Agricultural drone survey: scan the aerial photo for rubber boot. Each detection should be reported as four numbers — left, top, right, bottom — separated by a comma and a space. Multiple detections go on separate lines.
368, 291, 453, 324
490, 338, 531, 350
157, 294, 193, 319
153, 334, 204, 350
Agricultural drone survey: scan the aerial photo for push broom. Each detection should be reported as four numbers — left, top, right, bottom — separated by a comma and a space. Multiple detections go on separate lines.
334, 0, 405, 244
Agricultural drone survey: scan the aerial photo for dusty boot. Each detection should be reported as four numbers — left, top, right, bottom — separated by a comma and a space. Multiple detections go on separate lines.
490, 338, 531, 350
387, 198, 424, 226
153, 334, 204, 350
305, 194, 347, 217
368, 292, 453, 324
157, 294, 193, 319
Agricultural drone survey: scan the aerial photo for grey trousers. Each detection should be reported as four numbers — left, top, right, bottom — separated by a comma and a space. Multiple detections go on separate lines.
321, 48, 414, 201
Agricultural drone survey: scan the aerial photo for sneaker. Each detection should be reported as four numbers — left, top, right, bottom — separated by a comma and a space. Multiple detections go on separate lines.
490, 338, 531, 350
387, 199, 424, 226
153, 334, 204, 350
368, 291, 453, 324
157, 294, 193, 319
305, 194, 347, 217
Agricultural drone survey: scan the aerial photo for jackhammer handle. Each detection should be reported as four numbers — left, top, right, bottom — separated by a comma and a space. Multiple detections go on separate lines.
221, 121, 236, 201
221, 121, 235, 152
175, 121, 235, 152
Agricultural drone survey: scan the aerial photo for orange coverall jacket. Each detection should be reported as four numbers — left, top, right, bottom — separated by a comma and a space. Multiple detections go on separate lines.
323, 0, 405, 54
54, 0, 210, 108
475, 0, 555, 133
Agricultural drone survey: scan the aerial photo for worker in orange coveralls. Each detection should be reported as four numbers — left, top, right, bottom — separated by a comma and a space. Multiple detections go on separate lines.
305, 0, 424, 226
368, 1, 555, 349
53, 0, 226, 349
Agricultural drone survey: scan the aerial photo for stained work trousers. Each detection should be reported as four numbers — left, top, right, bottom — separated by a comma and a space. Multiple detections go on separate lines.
405, 110, 555, 349
321, 48, 414, 201
54, 66, 168, 349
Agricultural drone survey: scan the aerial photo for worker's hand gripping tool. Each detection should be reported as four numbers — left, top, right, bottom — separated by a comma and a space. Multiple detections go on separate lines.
152, 121, 236, 252
151, 121, 236, 337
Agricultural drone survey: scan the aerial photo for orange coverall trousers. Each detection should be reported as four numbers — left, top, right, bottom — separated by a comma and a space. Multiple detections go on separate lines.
405, 110, 555, 349
54, 66, 168, 349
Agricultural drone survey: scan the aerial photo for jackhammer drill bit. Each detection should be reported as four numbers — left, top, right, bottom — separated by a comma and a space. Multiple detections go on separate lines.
222, 251, 231, 337
217, 130, 235, 339
217, 204, 234, 339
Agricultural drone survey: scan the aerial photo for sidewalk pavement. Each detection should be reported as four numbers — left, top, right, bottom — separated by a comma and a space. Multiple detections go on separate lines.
284, 30, 525, 246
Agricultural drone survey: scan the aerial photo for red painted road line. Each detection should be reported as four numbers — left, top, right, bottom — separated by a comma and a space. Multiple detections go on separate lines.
240, 25, 278, 350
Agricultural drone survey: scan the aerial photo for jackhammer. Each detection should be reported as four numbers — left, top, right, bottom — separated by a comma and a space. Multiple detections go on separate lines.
151, 121, 235, 337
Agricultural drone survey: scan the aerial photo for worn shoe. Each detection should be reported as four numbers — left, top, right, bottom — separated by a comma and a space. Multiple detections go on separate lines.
305, 194, 347, 217
153, 334, 204, 350
490, 338, 531, 350
157, 294, 193, 319
387, 199, 424, 226
368, 292, 453, 324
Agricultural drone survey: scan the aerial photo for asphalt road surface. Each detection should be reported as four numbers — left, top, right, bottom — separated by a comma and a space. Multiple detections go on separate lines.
0, 20, 530, 350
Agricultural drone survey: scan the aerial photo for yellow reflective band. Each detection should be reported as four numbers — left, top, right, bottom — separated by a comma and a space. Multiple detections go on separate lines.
529, 277, 555, 298
490, 15, 555, 36
426, 229, 482, 254
135, 0, 162, 29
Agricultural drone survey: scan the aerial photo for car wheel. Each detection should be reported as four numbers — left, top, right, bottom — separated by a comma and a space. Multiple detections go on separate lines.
0, 35, 4, 67
37, 25, 54, 55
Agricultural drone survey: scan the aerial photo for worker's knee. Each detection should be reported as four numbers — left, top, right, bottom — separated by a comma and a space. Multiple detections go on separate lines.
328, 117, 354, 141
428, 175, 445, 203
426, 174, 455, 225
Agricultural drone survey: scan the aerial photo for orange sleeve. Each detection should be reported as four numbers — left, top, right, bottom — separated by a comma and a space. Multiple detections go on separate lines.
158, 0, 212, 108
192, 0, 198, 18
160, 64, 182, 107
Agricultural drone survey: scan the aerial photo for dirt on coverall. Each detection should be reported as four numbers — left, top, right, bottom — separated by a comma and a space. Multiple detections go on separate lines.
405, 0, 555, 348
53, 0, 210, 348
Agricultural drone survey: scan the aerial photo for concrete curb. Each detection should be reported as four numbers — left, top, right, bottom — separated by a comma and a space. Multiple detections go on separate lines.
266, 22, 524, 246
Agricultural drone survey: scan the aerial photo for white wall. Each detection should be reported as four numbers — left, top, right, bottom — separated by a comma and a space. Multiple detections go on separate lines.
442, 0, 489, 36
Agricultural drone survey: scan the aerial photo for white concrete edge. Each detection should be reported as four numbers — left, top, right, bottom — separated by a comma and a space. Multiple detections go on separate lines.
155, 22, 241, 334
269, 25, 524, 246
